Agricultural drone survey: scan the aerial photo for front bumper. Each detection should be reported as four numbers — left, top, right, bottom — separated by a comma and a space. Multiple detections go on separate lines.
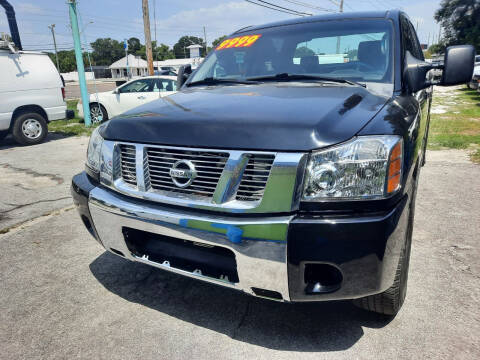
72, 171, 410, 302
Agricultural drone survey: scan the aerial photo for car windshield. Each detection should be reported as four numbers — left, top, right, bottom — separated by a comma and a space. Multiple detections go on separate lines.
190, 19, 394, 88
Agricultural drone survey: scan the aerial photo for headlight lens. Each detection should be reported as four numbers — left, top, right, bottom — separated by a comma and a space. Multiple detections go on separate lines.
303, 135, 403, 201
86, 125, 104, 173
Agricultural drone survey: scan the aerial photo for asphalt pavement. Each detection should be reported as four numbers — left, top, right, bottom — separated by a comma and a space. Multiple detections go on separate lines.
0, 133, 479, 359
65, 80, 117, 100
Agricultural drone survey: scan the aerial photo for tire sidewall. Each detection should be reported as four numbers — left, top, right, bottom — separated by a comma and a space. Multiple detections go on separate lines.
12, 112, 48, 146
90, 103, 108, 123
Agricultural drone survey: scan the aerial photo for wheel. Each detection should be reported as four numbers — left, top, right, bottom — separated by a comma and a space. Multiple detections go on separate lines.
90, 103, 108, 124
0, 130, 8, 141
12, 112, 48, 145
353, 177, 418, 316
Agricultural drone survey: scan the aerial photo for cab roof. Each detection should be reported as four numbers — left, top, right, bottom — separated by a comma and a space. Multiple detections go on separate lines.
233, 9, 402, 34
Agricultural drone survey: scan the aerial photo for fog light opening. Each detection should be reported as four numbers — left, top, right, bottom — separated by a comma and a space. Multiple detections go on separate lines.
304, 263, 343, 294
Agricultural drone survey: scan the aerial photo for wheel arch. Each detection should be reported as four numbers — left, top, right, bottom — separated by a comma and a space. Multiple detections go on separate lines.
12, 105, 48, 126
89, 101, 109, 119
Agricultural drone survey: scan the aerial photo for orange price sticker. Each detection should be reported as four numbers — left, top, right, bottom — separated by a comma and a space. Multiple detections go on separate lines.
216, 34, 262, 50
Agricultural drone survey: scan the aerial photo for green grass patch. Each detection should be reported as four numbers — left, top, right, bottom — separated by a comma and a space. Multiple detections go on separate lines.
428, 86, 480, 162
49, 99, 98, 137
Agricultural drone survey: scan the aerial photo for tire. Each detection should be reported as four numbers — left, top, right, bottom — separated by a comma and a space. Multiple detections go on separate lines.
0, 130, 8, 141
353, 177, 418, 316
90, 103, 108, 124
12, 112, 48, 145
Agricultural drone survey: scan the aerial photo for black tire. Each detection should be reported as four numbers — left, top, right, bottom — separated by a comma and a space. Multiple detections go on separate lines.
12, 112, 48, 145
0, 130, 8, 141
353, 176, 418, 316
90, 103, 108, 124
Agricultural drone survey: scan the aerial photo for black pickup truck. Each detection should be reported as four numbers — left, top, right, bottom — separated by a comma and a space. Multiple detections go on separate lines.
72, 10, 475, 316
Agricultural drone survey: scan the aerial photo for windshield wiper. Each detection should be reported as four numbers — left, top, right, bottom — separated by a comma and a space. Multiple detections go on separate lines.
186, 77, 257, 87
246, 73, 366, 87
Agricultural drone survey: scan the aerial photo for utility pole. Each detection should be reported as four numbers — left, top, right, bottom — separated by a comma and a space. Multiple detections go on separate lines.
335, 0, 344, 53
67, 0, 91, 126
124, 39, 130, 79
48, 24, 60, 71
153, 0, 157, 62
203, 26, 208, 55
142, 0, 154, 76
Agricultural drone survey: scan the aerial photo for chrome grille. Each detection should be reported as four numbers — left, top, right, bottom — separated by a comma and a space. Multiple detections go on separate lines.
145, 147, 229, 198
236, 154, 275, 201
120, 144, 137, 186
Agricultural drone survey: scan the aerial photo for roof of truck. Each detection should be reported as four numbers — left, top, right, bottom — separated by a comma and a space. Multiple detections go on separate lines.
233, 9, 401, 34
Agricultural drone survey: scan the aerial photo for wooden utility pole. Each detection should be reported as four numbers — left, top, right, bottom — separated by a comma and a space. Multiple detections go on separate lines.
142, 0, 154, 75
335, 0, 344, 53
48, 24, 60, 71
203, 26, 208, 55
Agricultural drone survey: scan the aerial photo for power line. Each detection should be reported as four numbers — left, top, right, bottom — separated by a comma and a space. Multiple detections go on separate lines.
245, 0, 311, 16
279, 0, 335, 12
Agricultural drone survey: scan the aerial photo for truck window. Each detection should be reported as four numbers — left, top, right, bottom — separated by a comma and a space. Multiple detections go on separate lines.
191, 19, 394, 85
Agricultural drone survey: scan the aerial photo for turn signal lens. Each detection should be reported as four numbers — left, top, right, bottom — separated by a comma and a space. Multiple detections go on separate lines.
387, 141, 402, 194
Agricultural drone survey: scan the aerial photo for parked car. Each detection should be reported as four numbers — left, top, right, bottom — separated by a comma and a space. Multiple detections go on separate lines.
467, 55, 480, 90
154, 69, 177, 76
0, 45, 72, 145
72, 11, 474, 316
77, 75, 177, 123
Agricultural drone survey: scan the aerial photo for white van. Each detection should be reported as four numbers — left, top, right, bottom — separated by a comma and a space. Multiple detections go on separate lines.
0, 47, 70, 145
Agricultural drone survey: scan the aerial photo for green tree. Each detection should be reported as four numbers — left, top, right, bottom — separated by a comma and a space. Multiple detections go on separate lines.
294, 46, 315, 58
127, 37, 141, 53
90, 38, 124, 65
212, 35, 227, 48
47, 50, 90, 73
173, 36, 206, 58
434, 0, 480, 51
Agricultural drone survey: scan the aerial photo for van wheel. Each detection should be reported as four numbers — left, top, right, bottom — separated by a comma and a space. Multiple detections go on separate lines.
90, 103, 108, 123
12, 112, 48, 145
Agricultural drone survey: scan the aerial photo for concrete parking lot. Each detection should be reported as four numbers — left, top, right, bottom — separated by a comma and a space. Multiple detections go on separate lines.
1, 134, 479, 359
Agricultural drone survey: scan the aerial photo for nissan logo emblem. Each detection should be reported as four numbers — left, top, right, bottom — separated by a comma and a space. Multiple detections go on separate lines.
169, 160, 197, 188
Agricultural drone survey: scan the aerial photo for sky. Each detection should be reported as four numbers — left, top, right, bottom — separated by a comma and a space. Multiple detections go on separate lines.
0, 0, 443, 54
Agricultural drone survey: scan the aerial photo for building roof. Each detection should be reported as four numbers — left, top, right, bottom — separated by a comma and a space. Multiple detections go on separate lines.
187, 44, 202, 49
109, 54, 147, 69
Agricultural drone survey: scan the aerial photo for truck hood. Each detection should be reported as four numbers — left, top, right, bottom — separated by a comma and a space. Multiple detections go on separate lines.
101, 83, 389, 151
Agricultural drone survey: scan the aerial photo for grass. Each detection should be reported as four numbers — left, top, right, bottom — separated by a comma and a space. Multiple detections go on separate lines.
428, 86, 480, 163
48, 100, 98, 137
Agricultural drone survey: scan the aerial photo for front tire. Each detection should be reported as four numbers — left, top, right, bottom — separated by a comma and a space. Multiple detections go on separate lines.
353, 175, 418, 316
12, 112, 48, 145
0, 130, 8, 141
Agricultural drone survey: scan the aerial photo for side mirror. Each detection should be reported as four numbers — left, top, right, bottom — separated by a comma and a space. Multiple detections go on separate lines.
441, 45, 475, 86
177, 64, 192, 88
404, 51, 433, 92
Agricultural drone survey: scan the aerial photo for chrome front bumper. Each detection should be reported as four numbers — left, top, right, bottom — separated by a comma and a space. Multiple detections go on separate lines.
88, 186, 293, 300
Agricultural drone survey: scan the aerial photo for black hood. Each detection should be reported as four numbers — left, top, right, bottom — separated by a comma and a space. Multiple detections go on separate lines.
101, 83, 389, 151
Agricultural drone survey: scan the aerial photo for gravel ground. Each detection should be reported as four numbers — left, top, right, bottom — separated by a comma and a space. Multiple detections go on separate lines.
0, 134, 479, 359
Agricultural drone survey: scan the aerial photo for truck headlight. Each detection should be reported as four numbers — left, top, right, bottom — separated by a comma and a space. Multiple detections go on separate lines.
302, 135, 403, 201
86, 125, 105, 173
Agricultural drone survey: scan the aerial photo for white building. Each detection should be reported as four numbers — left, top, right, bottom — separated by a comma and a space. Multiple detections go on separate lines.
109, 54, 148, 79
154, 57, 204, 71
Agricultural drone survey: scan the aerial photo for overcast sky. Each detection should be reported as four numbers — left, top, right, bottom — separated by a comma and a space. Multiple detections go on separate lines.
0, 0, 443, 53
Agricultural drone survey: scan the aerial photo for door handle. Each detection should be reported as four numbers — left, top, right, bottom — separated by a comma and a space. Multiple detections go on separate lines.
137, 95, 146, 100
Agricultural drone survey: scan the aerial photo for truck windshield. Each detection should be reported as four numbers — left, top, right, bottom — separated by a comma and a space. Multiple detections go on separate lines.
190, 19, 394, 87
